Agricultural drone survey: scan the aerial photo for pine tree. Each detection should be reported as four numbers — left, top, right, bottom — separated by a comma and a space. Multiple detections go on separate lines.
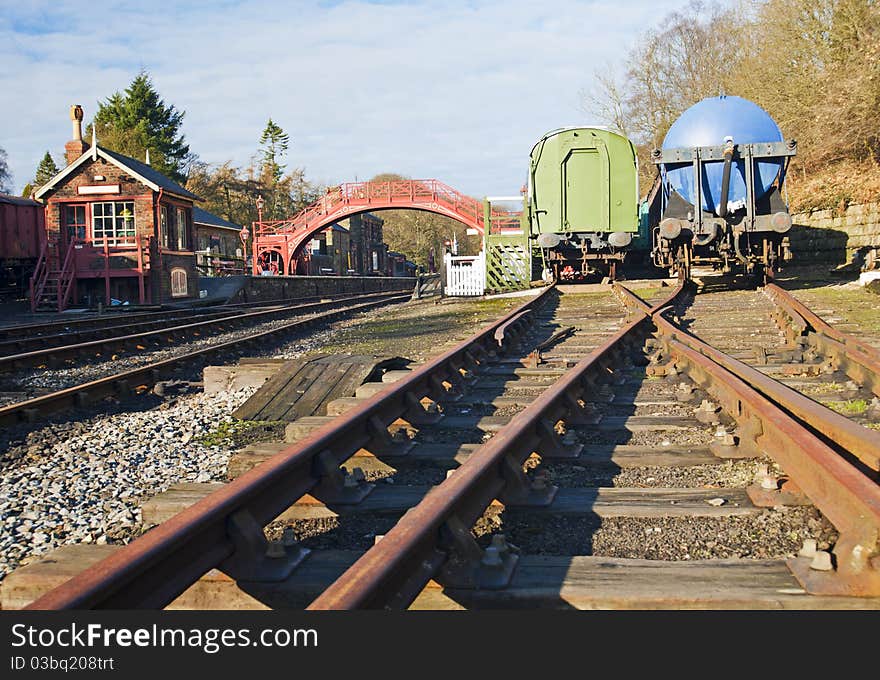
88, 70, 194, 183
258, 119, 291, 218
259, 118, 289, 183
34, 151, 59, 187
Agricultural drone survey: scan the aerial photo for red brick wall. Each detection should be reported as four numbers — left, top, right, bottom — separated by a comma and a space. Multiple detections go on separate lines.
45, 157, 158, 241
42, 156, 200, 303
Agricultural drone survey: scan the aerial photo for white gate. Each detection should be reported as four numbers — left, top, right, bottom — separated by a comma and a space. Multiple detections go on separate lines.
445, 252, 485, 296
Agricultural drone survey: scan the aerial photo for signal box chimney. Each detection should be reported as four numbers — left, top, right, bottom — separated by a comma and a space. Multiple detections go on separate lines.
65, 105, 89, 165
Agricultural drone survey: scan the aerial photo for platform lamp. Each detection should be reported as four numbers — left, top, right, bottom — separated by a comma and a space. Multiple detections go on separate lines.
239, 225, 250, 275
249, 194, 265, 276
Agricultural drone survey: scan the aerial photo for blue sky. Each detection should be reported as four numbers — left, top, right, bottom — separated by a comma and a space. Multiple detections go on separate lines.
2, 0, 700, 198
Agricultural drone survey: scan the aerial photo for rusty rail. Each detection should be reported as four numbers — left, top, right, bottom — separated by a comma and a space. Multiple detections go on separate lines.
0, 289, 385, 351
615, 283, 880, 596
0, 293, 409, 429
0, 291, 400, 372
764, 282, 880, 397
23, 285, 555, 609
307, 284, 685, 610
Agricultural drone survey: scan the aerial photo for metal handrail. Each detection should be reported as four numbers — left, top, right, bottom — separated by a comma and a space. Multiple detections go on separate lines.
57, 238, 79, 312
28, 239, 50, 312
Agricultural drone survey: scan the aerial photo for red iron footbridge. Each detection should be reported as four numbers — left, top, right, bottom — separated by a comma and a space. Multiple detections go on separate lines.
250, 179, 522, 275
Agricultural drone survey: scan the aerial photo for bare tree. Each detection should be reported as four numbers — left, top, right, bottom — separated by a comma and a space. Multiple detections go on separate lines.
0, 147, 12, 193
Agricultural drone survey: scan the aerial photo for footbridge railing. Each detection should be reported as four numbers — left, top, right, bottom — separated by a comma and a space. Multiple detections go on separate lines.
252, 179, 523, 275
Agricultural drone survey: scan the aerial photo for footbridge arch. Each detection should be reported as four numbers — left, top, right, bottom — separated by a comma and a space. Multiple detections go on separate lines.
251, 179, 521, 275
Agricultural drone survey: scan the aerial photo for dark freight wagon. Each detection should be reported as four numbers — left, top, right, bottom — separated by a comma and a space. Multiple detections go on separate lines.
0, 192, 45, 300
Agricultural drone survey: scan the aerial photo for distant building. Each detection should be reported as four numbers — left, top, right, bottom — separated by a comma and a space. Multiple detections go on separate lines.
386, 250, 416, 277
193, 207, 245, 276
305, 223, 351, 275
293, 212, 388, 276
31, 105, 200, 309
342, 212, 386, 275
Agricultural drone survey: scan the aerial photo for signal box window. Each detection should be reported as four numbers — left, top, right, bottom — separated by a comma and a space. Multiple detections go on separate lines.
176, 208, 189, 250
92, 201, 135, 246
160, 206, 170, 247
64, 205, 86, 241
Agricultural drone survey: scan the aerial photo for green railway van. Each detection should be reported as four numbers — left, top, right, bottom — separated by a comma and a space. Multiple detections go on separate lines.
528, 126, 639, 279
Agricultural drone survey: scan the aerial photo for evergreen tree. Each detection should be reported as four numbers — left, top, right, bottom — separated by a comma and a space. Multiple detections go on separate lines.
258, 118, 291, 218
88, 70, 194, 183
34, 151, 59, 187
21, 183, 33, 198
259, 118, 289, 182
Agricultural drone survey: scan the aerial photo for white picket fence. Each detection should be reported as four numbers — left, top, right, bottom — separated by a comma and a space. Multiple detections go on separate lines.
445, 252, 485, 296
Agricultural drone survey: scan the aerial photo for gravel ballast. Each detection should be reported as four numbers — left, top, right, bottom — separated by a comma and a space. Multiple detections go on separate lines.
0, 386, 257, 582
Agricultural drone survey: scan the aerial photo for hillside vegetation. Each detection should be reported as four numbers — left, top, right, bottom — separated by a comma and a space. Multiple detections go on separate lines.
587, 0, 880, 213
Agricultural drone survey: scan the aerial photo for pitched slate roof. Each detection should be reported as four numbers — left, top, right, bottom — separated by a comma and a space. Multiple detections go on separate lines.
0, 192, 41, 207
193, 206, 241, 231
100, 147, 201, 201
34, 145, 201, 201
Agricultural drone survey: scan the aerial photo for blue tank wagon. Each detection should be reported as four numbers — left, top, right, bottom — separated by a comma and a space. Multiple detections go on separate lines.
650, 95, 797, 280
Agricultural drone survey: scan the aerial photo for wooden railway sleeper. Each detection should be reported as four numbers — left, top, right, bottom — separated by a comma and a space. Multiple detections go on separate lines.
219, 509, 310, 582
437, 515, 519, 590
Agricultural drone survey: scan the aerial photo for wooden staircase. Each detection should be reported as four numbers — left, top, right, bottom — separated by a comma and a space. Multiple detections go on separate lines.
30, 239, 77, 312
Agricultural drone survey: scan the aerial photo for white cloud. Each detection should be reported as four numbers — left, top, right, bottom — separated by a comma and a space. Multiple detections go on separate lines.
1, 0, 700, 197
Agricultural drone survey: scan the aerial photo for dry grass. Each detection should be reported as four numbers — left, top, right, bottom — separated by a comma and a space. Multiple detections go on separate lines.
786, 159, 880, 214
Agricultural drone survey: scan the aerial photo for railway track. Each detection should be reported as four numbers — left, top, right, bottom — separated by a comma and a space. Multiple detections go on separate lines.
4, 279, 880, 609
0, 291, 410, 428
0, 292, 405, 372
0, 291, 375, 352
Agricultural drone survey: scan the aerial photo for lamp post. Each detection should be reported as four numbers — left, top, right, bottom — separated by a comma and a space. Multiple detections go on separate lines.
250, 194, 265, 276
239, 226, 249, 275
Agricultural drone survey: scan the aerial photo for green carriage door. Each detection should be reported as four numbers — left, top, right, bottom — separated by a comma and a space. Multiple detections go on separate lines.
562, 143, 609, 231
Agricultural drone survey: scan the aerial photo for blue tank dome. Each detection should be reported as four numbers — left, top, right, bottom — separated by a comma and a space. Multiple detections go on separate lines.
662, 95, 784, 214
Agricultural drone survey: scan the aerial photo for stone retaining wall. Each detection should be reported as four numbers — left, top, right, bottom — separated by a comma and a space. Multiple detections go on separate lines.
227, 275, 416, 304
789, 202, 880, 266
